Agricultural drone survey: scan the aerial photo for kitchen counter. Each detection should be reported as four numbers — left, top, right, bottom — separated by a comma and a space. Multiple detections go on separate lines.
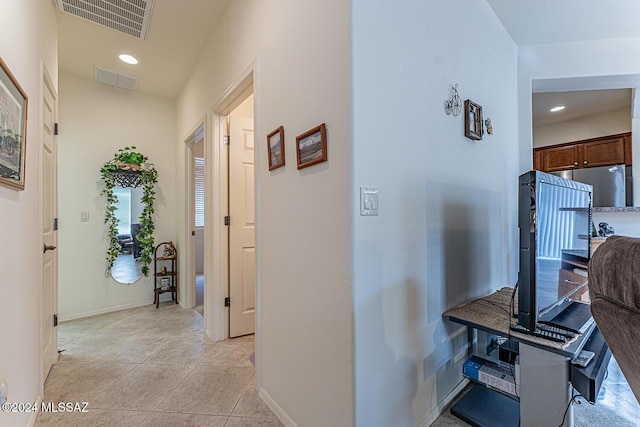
593, 207, 640, 212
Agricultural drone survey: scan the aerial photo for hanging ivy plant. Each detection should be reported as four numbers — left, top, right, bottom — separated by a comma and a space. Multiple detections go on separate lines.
100, 146, 158, 277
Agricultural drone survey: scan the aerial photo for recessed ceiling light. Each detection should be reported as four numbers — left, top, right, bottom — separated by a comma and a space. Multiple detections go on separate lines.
119, 54, 138, 65
550, 106, 565, 112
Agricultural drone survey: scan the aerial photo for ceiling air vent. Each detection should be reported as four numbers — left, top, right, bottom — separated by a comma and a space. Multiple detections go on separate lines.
55, 0, 154, 40
94, 66, 139, 91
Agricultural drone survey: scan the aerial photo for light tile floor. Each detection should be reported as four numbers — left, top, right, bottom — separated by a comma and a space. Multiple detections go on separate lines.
38, 302, 639, 426
36, 303, 282, 427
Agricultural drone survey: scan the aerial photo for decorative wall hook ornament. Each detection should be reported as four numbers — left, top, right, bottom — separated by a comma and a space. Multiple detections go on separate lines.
444, 84, 462, 116
485, 118, 493, 135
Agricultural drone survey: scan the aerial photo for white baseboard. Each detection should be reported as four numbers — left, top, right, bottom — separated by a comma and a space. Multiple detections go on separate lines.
416, 378, 469, 427
58, 300, 152, 322
257, 387, 298, 427
26, 394, 42, 427
257, 378, 468, 427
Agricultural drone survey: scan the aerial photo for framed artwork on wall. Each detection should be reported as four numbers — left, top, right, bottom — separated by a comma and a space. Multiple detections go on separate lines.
267, 126, 285, 170
464, 99, 483, 141
296, 123, 327, 170
0, 56, 28, 190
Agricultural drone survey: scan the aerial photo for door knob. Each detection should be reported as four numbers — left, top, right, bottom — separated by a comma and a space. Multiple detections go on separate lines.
43, 244, 57, 253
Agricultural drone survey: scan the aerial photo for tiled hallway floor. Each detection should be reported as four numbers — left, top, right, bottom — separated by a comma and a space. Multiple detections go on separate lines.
36, 303, 281, 427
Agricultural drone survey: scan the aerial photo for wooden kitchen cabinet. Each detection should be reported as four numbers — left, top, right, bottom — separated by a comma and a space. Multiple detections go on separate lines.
534, 132, 631, 172
533, 149, 543, 171
581, 136, 625, 168
541, 144, 580, 171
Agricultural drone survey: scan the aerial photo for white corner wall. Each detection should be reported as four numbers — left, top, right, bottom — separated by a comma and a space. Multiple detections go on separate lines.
58, 73, 177, 320
352, 1, 519, 425
0, 1, 58, 426
176, 1, 353, 426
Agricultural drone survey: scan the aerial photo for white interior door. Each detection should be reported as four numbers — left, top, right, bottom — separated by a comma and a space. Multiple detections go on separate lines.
229, 116, 255, 337
42, 68, 58, 378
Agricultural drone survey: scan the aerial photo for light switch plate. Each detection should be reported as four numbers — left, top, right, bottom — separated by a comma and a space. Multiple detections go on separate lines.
80, 211, 89, 222
360, 187, 379, 216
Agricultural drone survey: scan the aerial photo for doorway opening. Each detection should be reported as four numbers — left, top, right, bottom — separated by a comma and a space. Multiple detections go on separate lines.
194, 154, 205, 315
531, 75, 640, 205
205, 68, 257, 342
184, 122, 205, 317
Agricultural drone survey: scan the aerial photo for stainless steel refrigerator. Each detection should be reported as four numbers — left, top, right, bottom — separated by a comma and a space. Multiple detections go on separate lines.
551, 164, 632, 207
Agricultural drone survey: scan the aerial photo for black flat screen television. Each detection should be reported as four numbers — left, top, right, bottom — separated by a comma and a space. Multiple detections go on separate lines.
517, 171, 593, 332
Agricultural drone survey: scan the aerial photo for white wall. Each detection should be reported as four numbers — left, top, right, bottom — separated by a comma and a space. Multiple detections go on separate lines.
58, 73, 177, 320
195, 228, 204, 274
533, 107, 631, 147
177, 1, 353, 426
0, 1, 58, 426
352, 1, 519, 425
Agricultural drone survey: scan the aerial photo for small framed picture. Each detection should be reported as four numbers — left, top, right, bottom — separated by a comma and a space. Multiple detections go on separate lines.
160, 278, 170, 290
0, 56, 28, 190
267, 126, 285, 170
464, 100, 483, 141
296, 123, 327, 170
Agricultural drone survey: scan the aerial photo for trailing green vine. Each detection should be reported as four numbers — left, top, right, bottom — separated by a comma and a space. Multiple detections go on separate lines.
100, 146, 158, 277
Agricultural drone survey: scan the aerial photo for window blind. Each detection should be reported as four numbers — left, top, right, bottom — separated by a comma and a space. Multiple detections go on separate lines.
195, 157, 205, 227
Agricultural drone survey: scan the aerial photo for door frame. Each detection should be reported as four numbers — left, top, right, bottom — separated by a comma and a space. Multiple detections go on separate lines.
39, 60, 58, 393
183, 120, 206, 311
207, 63, 257, 342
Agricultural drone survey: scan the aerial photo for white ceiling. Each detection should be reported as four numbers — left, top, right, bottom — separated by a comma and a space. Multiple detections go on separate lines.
56, 0, 230, 99
56, 1, 640, 107
486, 0, 640, 45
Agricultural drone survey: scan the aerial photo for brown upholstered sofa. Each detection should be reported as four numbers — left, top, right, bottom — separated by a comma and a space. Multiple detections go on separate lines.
588, 235, 640, 403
